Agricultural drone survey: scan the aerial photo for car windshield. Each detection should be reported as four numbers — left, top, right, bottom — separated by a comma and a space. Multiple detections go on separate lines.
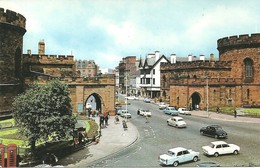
167, 151, 175, 156
169, 107, 176, 110
178, 118, 183, 121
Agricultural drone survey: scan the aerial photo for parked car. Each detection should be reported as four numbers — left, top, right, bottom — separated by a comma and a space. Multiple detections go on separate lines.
121, 110, 132, 118
178, 108, 191, 115
139, 109, 152, 117
163, 107, 179, 116
125, 96, 138, 100
159, 102, 167, 110
159, 147, 199, 167
200, 125, 227, 139
202, 141, 240, 157
143, 98, 151, 103
117, 109, 127, 116
167, 116, 187, 128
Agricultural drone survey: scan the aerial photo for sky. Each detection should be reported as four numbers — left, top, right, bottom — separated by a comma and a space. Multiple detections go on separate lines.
1, 0, 260, 69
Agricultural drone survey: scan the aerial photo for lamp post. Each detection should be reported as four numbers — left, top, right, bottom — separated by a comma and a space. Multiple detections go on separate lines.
206, 76, 209, 118
125, 71, 128, 122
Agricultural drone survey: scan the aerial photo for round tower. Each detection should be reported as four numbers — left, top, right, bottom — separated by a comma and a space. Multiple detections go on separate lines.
0, 8, 26, 114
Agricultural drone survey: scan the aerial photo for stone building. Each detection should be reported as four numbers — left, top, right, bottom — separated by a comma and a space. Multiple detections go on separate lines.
0, 8, 26, 116
0, 8, 116, 116
118, 56, 137, 95
161, 34, 260, 110
75, 59, 99, 77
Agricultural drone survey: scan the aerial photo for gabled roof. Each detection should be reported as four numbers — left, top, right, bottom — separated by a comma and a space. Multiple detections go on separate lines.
139, 55, 170, 70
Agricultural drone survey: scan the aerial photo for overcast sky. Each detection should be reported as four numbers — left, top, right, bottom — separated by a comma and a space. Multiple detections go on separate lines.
2, 0, 260, 69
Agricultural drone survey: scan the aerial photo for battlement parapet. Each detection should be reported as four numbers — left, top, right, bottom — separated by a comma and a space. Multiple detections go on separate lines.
217, 33, 260, 51
170, 77, 242, 86
24, 74, 115, 85
160, 60, 232, 71
23, 54, 74, 64
0, 8, 26, 29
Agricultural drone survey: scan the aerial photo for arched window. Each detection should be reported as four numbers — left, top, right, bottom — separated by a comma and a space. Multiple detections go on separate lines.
244, 58, 253, 77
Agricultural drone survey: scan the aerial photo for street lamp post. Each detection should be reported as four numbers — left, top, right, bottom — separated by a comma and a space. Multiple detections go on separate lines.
125, 73, 128, 122
206, 76, 209, 118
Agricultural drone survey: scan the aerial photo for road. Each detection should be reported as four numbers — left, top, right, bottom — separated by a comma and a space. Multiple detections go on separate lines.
87, 99, 260, 167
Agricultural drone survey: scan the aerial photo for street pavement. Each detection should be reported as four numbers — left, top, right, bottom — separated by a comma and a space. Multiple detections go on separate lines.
62, 116, 139, 167
62, 110, 260, 167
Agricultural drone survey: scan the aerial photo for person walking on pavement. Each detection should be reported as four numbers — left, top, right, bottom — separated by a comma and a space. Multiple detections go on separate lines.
234, 108, 237, 118
216, 106, 220, 113
145, 114, 149, 123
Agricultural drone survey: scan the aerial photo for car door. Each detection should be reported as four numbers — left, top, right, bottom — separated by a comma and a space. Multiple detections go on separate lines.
182, 150, 191, 162
215, 144, 223, 155
176, 151, 185, 163
222, 144, 231, 154
204, 126, 211, 135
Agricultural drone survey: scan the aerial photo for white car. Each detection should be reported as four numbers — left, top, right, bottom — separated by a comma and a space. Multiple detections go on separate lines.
178, 108, 191, 115
117, 109, 127, 116
167, 116, 187, 128
121, 110, 131, 118
159, 147, 199, 167
125, 96, 138, 100
139, 109, 152, 117
159, 102, 167, 110
202, 141, 240, 157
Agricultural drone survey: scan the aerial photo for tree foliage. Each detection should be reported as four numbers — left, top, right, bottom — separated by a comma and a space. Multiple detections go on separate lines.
12, 80, 77, 150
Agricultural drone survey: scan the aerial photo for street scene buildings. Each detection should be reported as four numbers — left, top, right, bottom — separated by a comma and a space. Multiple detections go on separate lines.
1, 4, 260, 167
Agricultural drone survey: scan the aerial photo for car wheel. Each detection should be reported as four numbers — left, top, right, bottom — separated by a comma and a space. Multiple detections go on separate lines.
214, 135, 218, 139
167, 121, 169, 125
173, 161, 179, 167
193, 156, 198, 162
214, 152, 219, 157
233, 150, 238, 155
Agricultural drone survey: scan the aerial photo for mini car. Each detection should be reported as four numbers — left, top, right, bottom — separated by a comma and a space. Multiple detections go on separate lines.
159, 102, 167, 110
117, 109, 127, 116
143, 98, 151, 103
125, 96, 138, 100
178, 108, 191, 115
202, 141, 240, 157
167, 116, 187, 128
163, 107, 179, 116
121, 110, 131, 118
200, 125, 227, 139
139, 109, 152, 117
159, 147, 199, 167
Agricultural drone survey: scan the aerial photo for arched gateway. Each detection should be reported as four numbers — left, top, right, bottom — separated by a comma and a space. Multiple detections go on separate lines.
191, 92, 201, 110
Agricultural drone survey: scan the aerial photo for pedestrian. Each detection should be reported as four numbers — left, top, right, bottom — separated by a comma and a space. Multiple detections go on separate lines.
145, 115, 149, 123
216, 106, 220, 113
104, 112, 109, 126
99, 113, 104, 128
234, 108, 237, 118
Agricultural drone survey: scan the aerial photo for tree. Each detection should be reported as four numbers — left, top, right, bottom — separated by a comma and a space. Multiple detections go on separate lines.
13, 80, 77, 155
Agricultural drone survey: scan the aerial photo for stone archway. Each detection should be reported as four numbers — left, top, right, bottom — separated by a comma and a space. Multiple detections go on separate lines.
85, 93, 103, 113
191, 92, 201, 110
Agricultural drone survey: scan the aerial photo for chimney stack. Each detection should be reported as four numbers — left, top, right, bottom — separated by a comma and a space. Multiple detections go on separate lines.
170, 54, 176, 63
38, 39, 45, 55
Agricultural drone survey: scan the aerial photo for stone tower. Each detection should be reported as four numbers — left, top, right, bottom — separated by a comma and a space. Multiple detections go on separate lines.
0, 8, 26, 115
